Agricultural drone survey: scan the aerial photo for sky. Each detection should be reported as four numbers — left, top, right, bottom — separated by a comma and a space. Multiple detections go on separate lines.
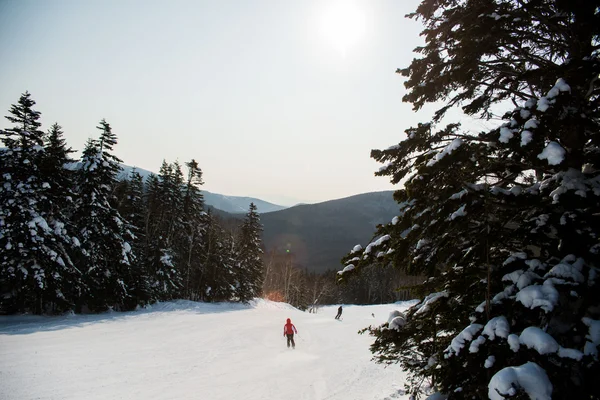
0, 0, 439, 206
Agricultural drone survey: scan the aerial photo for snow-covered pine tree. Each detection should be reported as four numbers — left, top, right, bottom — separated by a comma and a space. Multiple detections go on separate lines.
0, 93, 82, 314
142, 162, 185, 300
72, 120, 136, 312
113, 169, 151, 308
340, 1, 600, 399
179, 159, 207, 299
194, 211, 236, 302
235, 203, 265, 303
41, 123, 77, 212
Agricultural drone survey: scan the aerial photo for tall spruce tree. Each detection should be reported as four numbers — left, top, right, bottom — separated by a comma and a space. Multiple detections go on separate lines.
143, 162, 185, 300
193, 211, 236, 302
0, 93, 81, 314
341, 1, 600, 399
113, 169, 151, 308
235, 203, 265, 303
72, 120, 136, 312
179, 159, 206, 299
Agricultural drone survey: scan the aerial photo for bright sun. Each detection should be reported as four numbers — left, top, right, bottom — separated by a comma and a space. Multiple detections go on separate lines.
319, 1, 366, 57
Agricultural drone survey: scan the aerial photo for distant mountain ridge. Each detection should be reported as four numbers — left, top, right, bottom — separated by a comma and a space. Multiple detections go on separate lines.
260, 191, 398, 273
118, 164, 287, 214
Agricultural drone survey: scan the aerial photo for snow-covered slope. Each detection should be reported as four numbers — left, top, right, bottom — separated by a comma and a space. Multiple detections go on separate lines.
0, 300, 413, 400
202, 190, 288, 214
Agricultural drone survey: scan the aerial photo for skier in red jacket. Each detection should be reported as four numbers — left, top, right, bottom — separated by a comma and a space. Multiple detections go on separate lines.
283, 318, 298, 349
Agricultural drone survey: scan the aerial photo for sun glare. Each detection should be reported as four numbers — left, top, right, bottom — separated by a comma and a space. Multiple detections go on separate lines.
319, 1, 366, 57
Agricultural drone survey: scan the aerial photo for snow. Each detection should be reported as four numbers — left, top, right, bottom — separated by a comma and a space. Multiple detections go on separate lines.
449, 189, 467, 200
547, 168, 596, 202
544, 262, 585, 283
515, 282, 558, 312
557, 347, 583, 360
502, 270, 540, 290
449, 204, 467, 220
469, 335, 486, 353
351, 244, 362, 254
523, 119, 538, 130
339, 264, 355, 274
520, 130, 533, 146
416, 238, 429, 250
415, 291, 448, 315
484, 355, 495, 368
388, 310, 407, 330
519, 327, 559, 355
537, 141, 565, 165
445, 324, 483, 357
553, 78, 571, 93
391, 216, 399, 225
507, 334, 520, 352
482, 316, 510, 340
488, 362, 552, 400
537, 97, 551, 112
426, 138, 463, 167
0, 300, 415, 400
582, 317, 600, 358
378, 163, 392, 173
499, 127, 514, 143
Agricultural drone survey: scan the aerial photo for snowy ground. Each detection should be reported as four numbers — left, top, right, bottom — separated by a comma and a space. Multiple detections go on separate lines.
0, 300, 415, 400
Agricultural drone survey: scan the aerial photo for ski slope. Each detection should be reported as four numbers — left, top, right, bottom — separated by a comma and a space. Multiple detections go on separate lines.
0, 300, 414, 400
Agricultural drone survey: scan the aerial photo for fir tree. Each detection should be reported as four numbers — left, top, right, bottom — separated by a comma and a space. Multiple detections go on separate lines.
0, 93, 81, 314
72, 120, 136, 312
113, 169, 151, 308
179, 159, 206, 298
194, 211, 236, 302
143, 162, 185, 300
342, 1, 600, 399
235, 203, 265, 303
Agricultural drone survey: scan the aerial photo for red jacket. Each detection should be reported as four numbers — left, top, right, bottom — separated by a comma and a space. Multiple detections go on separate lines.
283, 318, 297, 335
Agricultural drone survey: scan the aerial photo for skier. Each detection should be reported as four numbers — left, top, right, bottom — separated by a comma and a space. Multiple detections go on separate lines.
335, 305, 343, 320
283, 318, 298, 349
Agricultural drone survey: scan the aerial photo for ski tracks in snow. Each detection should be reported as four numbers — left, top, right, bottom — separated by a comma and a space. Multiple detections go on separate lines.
0, 301, 414, 400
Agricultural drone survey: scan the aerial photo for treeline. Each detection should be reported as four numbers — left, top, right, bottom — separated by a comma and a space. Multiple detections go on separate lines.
261, 250, 421, 312
0, 92, 264, 314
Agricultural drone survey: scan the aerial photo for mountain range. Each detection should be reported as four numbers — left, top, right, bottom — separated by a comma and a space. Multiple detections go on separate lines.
259, 191, 398, 273
119, 165, 288, 214
120, 164, 399, 273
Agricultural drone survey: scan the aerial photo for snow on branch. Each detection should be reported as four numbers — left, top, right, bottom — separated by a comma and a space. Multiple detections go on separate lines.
426, 138, 463, 167
488, 362, 552, 400
445, 323, 483, 358
415, 291, 448, 315
515, 281, 558, 312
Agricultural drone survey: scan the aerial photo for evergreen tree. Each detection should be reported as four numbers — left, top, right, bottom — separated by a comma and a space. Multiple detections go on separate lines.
179, 159, 206, 298
72, 120, 136, 312
342, 1, 600, 399
0, 93, 81, 314
113, 169, 151, 308
235, 203, 265, 303
143, 162, 185, 300
194, 211, 236, 302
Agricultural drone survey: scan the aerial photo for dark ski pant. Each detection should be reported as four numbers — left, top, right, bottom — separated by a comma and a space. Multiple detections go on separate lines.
335, 312, 342, 319
286, 334, 295, 348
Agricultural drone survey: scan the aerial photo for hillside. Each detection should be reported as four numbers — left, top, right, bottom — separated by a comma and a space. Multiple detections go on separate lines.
0, 300, 412, 400
202, 191, 287, 214
260, 191, 398, 273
